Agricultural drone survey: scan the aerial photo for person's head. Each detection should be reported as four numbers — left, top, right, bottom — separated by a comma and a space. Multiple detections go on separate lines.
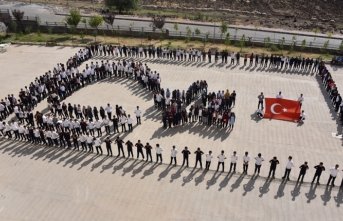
258, 153, 261, 157
221, 150, 224, 154
273, 156, 277, 160
288, 156, 292, 160
335, 164, 339, 169
197, 147, 200, 151
279, 91, 282, 95
137, 106, 139, 109
209, 150, 212, 154
300, 94, 303, 97
261, 92, 263, 95
304, 161, 308, 165
319, 162, 323, 166
156, 144, 159, 147
233, 151, 236, 155
172, 145, 175, 149
106, 137, 110, 140
184, 146, 188, 150
245, 151, 248, 156
138, 140, 141, 143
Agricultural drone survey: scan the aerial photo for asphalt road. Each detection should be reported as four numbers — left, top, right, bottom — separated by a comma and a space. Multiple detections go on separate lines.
1, 2, 343, 49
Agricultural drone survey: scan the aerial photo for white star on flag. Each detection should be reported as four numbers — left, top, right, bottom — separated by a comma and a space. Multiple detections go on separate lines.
282, 108, 287, 112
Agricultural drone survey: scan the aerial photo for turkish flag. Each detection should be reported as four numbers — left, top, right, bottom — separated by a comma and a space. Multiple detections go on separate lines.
264, 98, 301, 121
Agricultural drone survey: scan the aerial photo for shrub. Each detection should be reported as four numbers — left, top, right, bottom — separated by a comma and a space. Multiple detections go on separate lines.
24, 26, 31, 34
270, 45, 279, 51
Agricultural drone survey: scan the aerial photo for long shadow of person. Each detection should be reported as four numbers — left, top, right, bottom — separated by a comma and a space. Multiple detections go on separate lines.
112, 158, 131, 174
290, 182, 302, 201
131, 160, 150, 177
206, 171, 222, 190
100, 157, 121, 173
194, 169, 208, 186
230, 174, 245, 192
242, 175, 256, 196
259, 178, 272, 197
305, 183, 317, 203
90, 155, 110, 171
182, 168, 199, 186
274, 180, 286, 199
321, 185, 333, 206
334, 190, 343, 207
158, 165, 174, 181
122, 159, 141, 176
218, 172, 234, 191
77, 154, 100, 170
170, 166, 187, 183
141, 162, 160, 179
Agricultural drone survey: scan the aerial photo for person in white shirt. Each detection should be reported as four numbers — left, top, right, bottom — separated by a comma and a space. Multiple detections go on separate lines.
79, 133, 87, 151
256, 107, 264, 118
327, 164, 341, 186
120, 115, 127, 132
230, 151, 238, 173
282, 156, 294, 180
87, 120, 95, 136
217, 150, 227, 172
134, 106, 142, 125
298, 93, 304, 108
276, 91, 283, 98
103, 116, 110, 135
243, 152, 250, 174
127, 114, 134, 132
298, 110, 306, 123
95, 118, 103, 137
205, 151, 214, 170
170, 145, 178, 166
254, 153, 264, 176
155, 144, 163, 163
94, 137, 102, 155
105, 103, 112, 119
86, 133, 94, 152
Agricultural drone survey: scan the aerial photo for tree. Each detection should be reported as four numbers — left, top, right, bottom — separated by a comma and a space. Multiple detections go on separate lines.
339, 40, 343, 54
280, 37, 285, 54
12, 9, 24, 22
239, 34, 246, 52
88, 15, 104, 42
66, 9, 82, 42
115, 29, 121, 44
104, 0, 140, 14
149, 13, 166, 31
80, 31, 85, 42
173, 23, 179, 32
224, 33, 231, 49
264, 37, 271, 52
300, 39, 306, 55
103, 13, 115, 31
321, 40, 330, 54
312, 27, 319, 48
0, 14, 12, 36
253, 24, 259, 47
195, 28, 201, 36
185, 26, 192, 43
10, 21, 17, 33
219, 22, 228, 40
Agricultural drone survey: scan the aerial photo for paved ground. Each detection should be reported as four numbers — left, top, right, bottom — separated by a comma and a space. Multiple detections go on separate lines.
0, 45, 343, 220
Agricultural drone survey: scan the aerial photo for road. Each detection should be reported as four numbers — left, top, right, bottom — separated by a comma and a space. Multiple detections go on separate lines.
1, 2, 343, 49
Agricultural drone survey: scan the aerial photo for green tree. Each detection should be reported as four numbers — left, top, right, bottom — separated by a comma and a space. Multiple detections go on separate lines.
66, 9, 81, 42
104, 0, 140, 14
219, 22, 228, 40
103, 13, 115, 31
239, 34, 246, 52
224, 33, 231, 49
321, 40, 330, 54
300, 39, 306, 55
88, 15, 104, 42
312, 27, 319, 48
10, 21, 17, 33
264, 37, 271, 52
80, 31, 85, 42
159, 35, 164, 47
115, 29, 121, 44
280, 37, 285, 54
173, 23, 179, 32
195, 28, 201, 36
185, 26, 192, 43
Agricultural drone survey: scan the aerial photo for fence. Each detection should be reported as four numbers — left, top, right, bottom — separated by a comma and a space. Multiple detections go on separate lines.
1, 13, 342, 54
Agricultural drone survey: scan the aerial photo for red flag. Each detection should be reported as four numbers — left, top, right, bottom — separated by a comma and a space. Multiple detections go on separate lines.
264, 98, 301, 121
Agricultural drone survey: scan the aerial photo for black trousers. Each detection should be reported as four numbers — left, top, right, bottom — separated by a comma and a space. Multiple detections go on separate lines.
170, 157, 176, 165
243, 164, 248, 173
298, 172, 306, 181
117, 145, 125, 156
182, 156, 189, 166
96, 146, 103, 154
88, 143, 93, 152
217, 162, 224, 171
327, 175, 336, 185
156, 154, 162, 163
312, 173, 322, 182
283, 168, 291, 179
128, 124, 133, 132
105, 126, 110, 134
106, 147, 113, 156
121, 124, 127, 132
146, 151, 152, 161
81, 142, 87, 150
205, 161, 211, 169
136, 116, 141, 124
53, 139, 58, 146
254, 164, 261, 174
137, 149, 144, 159
195, 158, 202, 168
268, 167, 276, 177
230, 163, 236, 172
127, 147, 133, 157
